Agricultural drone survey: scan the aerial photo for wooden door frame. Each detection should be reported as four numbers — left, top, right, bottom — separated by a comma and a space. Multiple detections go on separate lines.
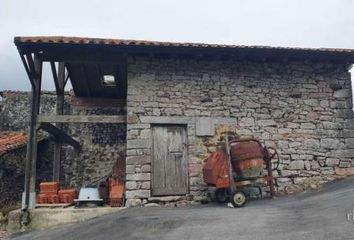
151, 124, 189, 196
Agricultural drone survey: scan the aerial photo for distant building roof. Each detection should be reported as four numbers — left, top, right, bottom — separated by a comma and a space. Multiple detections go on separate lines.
0, 131, 27, 156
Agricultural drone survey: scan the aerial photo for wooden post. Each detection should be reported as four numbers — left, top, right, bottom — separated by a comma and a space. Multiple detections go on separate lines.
52, 62, 65, 181
23, 53, 42, 210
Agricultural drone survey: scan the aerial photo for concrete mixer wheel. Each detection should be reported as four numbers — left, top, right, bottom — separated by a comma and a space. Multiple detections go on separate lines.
215, 188, 229, 203
231, 191, 247, 207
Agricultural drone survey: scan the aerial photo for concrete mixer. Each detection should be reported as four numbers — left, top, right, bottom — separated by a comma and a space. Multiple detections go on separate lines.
203, 136, 279, 207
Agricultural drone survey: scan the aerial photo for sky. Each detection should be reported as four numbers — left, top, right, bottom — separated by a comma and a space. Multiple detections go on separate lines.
0, 0, 354, 91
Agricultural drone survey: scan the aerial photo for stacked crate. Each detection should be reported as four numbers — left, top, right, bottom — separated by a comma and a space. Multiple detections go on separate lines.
36, 182, 77, 205
37, 182, 59, 204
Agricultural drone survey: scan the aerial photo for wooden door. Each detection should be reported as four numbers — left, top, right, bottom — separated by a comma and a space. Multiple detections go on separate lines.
152, 125, 188, 196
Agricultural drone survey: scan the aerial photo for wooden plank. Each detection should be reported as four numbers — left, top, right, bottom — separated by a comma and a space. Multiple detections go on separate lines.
167, 126, 187, 194
39, 123, 80, 149
152, 126, 167, 196
38, 115, 127, 123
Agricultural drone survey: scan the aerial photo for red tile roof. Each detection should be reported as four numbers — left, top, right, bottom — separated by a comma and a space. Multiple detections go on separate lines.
14, 36, 354, 55
0, 131, 27, 156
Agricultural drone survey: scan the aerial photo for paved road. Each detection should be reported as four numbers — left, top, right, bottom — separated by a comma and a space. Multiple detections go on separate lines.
10, 178, 354, 240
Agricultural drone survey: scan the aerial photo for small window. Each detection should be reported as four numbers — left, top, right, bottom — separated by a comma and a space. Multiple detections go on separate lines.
102, 75, 116, 86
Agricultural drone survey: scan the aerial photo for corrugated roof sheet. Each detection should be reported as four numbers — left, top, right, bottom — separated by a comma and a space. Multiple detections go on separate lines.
14, 36, 354, 54
0, 131, 27, 155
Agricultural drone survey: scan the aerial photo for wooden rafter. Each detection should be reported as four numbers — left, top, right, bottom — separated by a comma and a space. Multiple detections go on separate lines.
50, 62, 60, 91
20, 54, 34, 86
39, 123, 80, 149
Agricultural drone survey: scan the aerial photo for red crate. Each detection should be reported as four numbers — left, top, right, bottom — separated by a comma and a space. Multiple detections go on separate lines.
47, 194, 59, 204
36, 193, 48, 204
40, 182, 59, 194
109, 182, 125, 207
58, 189, 77, 204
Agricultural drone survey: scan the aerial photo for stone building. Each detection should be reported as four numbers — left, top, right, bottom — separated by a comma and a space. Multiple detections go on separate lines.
0, 131, 53, 207
12, 36, 354, 208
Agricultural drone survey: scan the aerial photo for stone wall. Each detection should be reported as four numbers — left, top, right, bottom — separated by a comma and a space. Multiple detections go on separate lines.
0, 91, 57, 131
0, 91, 126, 193
61, 102, 126, 187
0, 140, 54, 207
126, 56, 354, 203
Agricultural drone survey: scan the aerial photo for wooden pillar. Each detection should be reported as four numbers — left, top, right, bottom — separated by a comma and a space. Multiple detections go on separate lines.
52, 62, 65, 181
23, 53, 42, 210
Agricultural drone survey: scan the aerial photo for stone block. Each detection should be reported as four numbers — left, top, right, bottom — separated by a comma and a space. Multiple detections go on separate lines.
304, 99, 319, 107
189, 177, 204, 186
125, 190, 150, 199
310, 161, 320, 170
329, 149, 354, 158
304, 139, 320, 149
320, 138, 341, 149
141, 165, 151, 173
126, 155, 151, 164
189, 163, 202, 177
340, 130, 354, 138
287, 122, 299, 128
148, 196, 185, 202
301, 123, 316, 129
344, 120, 354, 129
288, 160, 305, 170
285, 185, 304, 194
322, 121, 342, 130
144, 203, 160, 207
339, 161, 352, 168
126, 165, 135, 174
257, 120, 277, 127
127, 124, 151, 130
126, 181, 138, 190
139, 129, 151, 139
196, 117, 214, 136
239, 117, 255, 126
245, 101, 260, 108
280, 170, 298, 177
278, 128, 292, 134
141, 181, 151, 190
293, 177, 307, 185
345, 138, 354, 148
325, 158, 340, 167
333, 89, 351, 98
127, 139, 151, 149
126, 173, 151, 181
335, 167, 354, 176
320, 100, 329, 108
335, 109, 353, 119
125, 198, 142, 207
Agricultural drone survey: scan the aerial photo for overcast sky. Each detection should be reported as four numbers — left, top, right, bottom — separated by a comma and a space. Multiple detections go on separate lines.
0, 0, 353, 91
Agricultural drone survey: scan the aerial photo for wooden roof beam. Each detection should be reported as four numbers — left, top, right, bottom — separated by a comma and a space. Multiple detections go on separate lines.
39, 123, 80, 149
